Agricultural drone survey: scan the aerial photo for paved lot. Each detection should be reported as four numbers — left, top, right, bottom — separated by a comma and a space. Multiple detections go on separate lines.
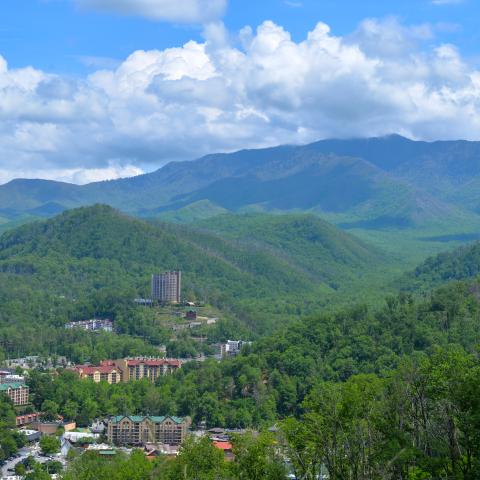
1, 444, 38, 479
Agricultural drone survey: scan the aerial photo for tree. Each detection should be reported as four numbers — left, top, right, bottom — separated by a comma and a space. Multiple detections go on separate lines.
44, 460, 63, 474
231, 431, 287, 480
41, 400, 59, 421
14, 462, 26, 475
24, 463, 51, 480
39, 435, 60, 455
165, 435, 228, 480
279, 418, 322, 480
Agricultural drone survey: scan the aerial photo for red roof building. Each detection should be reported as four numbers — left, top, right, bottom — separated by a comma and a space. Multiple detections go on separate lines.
71, 357, 182, 384
72, 364, 122, 384
213, 440, 234, 460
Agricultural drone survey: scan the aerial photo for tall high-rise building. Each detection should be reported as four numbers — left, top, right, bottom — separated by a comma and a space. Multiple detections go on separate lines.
151, 271, 181, 304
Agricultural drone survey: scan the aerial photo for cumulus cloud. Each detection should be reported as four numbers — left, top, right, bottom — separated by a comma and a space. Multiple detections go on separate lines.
1, 17, 480, 183
76, 0, 227, 23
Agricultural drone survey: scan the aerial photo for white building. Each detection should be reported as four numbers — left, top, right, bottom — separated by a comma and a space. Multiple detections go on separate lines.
65, 319, 113, 332
220, 340, 252, 358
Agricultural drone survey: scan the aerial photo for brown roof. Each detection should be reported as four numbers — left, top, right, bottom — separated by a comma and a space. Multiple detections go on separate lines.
126, 359, 182, 367
74, 365, 119, 374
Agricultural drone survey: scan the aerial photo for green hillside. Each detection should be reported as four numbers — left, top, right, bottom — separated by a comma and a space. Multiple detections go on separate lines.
192, 213, 381, 288
0, 205, 390, 360
399, 240, 480, 291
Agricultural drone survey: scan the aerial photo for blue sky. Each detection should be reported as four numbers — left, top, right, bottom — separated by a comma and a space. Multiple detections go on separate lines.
2, 0, 477, 74
0, 0, 479, 183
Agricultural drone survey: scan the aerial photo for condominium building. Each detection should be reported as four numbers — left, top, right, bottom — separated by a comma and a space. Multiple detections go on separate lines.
72, 362, 122, 384
0, 382, 29, 406
113, 358, 182, 383
107, 415, 188, 446
151, 271, 181, 304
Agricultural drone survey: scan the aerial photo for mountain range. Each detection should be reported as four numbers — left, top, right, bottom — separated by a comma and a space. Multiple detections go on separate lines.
2, 135, 480, 233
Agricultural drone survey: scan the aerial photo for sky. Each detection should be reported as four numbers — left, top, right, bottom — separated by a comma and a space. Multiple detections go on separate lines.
0, 0, 479, 184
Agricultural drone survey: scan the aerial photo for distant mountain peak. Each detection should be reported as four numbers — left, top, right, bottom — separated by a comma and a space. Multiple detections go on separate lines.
1, 135, 480, 231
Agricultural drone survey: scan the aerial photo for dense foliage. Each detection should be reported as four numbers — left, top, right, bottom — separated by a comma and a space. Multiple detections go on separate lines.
53, 346, 480, 480
28, 280, 480, 431
403, 241, 480, 291
0, 394, 26, 462
0, 205, 391, 362
2, 206, 480, 478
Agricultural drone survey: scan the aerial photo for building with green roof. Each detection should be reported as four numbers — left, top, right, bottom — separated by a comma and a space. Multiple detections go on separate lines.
107, 415, 189, 446
0, 382, 29, 405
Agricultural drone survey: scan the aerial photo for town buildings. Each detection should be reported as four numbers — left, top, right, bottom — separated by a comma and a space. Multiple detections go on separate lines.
0, 382, 29, 406
107, 415, 189, 446
65, 318, 113, 332
72, 357, 182, 384
4, 355, 70, 370
151, 271, 182, 304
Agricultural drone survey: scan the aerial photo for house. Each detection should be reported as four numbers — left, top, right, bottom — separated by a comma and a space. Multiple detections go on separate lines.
0, 382, 29, 405
16, 412, 42, 427
220, 340, 252, 358
144, 443, 180, 459
107, 415, 189, 446
20, 429, 41, 442
32, 421, 76, 435
213, 440, 234, 461
63, 431, 100, 443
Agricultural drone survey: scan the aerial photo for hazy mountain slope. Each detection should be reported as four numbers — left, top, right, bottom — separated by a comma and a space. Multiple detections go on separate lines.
0, 179, 85, 211
307, 135, 480, 206
399, 241, 480, 292
1, 136, 480, 229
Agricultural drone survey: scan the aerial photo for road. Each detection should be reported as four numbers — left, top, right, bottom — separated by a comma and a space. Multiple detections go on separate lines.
1, 444, 38, 479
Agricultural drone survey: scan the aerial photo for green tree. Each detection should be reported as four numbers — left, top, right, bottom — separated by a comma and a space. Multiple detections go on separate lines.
39, 435, 60, 455
41, 400, 59, 421
165, 435, 228, 480
231, 431, 286, 480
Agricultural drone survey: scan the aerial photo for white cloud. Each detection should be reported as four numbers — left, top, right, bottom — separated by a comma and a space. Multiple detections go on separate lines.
0, 164, 143, 185
76, 0, 227, 23
2, 17, 480, 183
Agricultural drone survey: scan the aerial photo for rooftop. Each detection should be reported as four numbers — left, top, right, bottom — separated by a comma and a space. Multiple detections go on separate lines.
126, 359, 181, 367
213, 441, 233, 451
110, 415, 184, 424
0, 382, 27, 390
73, 365, 120, 374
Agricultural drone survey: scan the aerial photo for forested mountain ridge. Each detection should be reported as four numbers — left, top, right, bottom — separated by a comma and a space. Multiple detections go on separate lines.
2, 136, 480, 232
400, 239, 480, 291
0, 205, 388, 360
